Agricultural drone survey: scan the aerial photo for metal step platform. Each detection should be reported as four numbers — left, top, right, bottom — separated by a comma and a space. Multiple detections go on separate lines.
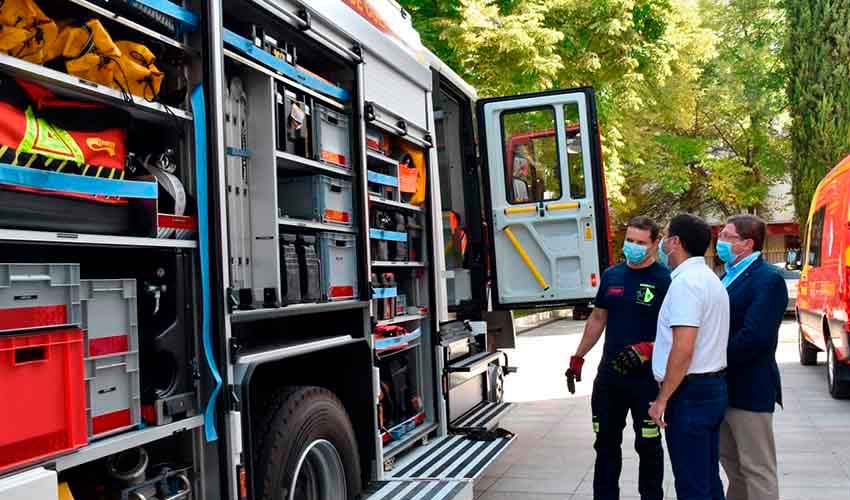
386, 433, 515, 480
365, 479, 473, 500
451, 402, 513, 430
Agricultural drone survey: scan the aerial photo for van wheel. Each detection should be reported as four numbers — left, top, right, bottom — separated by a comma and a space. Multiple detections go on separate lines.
799, 325, 818, 366
254, 386, 362, 500
827, 341, 850, 399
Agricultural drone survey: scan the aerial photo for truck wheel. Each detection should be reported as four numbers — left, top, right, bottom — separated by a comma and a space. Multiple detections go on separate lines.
255, 386, 362, 500
827, 342, 850, 399
799, 325, 818, 366
573, 305, 591, 321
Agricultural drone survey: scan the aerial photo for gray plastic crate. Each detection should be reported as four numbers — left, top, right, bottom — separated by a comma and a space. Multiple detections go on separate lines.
0, 263, 81, 332
85, 351, 141, 440
278, 175, 354, 226
80, 279, 138, 358
312, 103, 351, 169
318, 232, 358, 301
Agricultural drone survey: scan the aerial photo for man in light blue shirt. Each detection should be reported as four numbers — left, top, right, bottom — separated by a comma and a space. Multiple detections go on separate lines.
715, 215, 786, 500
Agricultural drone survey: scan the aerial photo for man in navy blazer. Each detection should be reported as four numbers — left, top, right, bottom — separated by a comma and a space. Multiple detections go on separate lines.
715, 215, 787, 500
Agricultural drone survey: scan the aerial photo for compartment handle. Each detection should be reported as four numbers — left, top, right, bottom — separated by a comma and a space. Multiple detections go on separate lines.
98, 386, 118, 395
9, 274, 51, 282
330, 183, 343, 193
14, 346, 47, 364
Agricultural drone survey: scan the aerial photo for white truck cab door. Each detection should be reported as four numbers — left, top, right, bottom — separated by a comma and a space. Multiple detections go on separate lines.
477, 88, 611, 309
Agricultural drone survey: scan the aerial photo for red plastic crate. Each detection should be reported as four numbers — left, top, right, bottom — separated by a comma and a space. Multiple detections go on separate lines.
0, 328, 88, 471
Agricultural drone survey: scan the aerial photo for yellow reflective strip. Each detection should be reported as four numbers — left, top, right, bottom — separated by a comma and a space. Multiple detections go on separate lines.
109, 168, 116, 179
593, 422, 599, 433
642, 427, 660, 438
82, 165, 90, 176
44, 158, 53, 167
95, 166, 103, 178
119, 170, 125, 180
503, 226, 550, 290
57, 161, 67, 173
12, 153, 19, 165
0, 145, 8, 158
546, 202, 580, 211
504, 206, 537, 215
24, 154, 36, 167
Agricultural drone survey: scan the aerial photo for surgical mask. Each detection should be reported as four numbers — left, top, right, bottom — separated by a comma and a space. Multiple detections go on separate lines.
716, 240, 738, 264
623, 241, 648, 265
658, 238, 671, 269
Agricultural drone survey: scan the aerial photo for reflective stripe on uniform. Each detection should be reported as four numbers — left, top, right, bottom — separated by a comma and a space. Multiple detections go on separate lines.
642, 419, 660, 438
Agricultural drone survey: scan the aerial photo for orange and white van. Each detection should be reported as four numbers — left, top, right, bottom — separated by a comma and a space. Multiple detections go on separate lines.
797, 155, 850, 398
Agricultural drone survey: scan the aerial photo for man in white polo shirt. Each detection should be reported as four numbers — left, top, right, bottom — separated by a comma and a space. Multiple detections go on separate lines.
649, 214, 730, 500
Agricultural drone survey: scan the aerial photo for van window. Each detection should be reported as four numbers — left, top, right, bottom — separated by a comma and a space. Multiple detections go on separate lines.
563, 103, 587, 199
807, 206, 826, 267
502, 107, 562, 204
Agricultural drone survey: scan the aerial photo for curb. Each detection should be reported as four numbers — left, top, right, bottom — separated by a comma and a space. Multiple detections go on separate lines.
515, 308, 573, 334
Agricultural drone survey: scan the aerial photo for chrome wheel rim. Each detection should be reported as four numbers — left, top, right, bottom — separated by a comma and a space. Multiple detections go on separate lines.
289, 440, 346, 500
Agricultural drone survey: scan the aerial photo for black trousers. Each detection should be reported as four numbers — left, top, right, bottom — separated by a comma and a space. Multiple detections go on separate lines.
591, 373, 664, 500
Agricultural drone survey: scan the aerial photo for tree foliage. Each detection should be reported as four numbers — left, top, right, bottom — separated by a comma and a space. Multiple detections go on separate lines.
785, 0, 850, 228
399, 0, 790, 228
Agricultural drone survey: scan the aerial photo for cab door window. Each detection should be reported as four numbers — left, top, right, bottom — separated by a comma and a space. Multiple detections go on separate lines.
807, 206, 826, 267
564, 103, 587, 199
502, 108, 562, 204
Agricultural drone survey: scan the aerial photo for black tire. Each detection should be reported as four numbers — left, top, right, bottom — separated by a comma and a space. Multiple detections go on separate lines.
573, 305, 591, 321
827, 341, 850, 400
254, 386, 362, 500
799, 324, 818, 366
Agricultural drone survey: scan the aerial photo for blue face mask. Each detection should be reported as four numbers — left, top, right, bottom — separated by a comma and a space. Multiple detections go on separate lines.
716, 240, 738, 264
658, 238, 671, 269
623, 241, 648, 265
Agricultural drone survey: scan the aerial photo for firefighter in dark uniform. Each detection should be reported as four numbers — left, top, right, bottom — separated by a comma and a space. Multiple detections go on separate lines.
566, 216, 671, 500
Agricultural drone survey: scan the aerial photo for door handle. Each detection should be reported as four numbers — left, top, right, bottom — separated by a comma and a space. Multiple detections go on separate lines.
504, 206, 537, 215
546, 202, 580, 212
503, 226, 550, 291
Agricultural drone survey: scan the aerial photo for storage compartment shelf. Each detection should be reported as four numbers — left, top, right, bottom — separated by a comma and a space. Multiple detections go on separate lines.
230, 300, 368, 323
377, 314, 425, 326
223, 29, 350, 102
0, 53, 192, 123
371, 261, 425, 268
375, 332, 422, 358
0, 229, 197, 248
52, 415, 204, 471
368, 170, 398, 187
224, 49, 345, 111
65, 0, 198, 53
369, 196, 423, 213
367, 150, 399, 167
383, 421, 438, 459
366, 117, 432, 149
279, 217, 357, 233
276, 150, 352, 178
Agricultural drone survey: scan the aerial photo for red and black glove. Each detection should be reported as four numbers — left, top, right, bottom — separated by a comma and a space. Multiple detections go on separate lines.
610, 342, 654, 375
565, 355, 584, 394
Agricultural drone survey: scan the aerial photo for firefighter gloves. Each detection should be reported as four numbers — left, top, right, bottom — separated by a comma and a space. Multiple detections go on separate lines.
610, 341, 654, 375
565, 355, 584, 394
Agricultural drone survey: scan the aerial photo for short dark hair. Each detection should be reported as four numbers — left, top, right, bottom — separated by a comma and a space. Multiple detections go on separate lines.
727, 214, 766, 252
668, 213, 712, 257
627, 216, 661, 241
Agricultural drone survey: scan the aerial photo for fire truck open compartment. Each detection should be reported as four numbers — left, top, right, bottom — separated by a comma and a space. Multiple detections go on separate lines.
0, 0, 208, 495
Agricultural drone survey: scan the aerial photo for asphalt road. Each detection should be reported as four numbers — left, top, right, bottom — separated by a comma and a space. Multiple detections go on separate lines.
474, 318, 850, 500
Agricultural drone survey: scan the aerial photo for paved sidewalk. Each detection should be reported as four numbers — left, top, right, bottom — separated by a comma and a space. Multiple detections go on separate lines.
475, 319, 850, 500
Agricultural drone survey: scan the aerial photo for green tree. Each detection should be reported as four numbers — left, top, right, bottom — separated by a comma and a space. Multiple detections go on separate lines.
785, 0, 850, 228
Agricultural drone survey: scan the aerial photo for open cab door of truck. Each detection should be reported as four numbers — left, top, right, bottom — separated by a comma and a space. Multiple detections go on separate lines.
477, 88, 612, 311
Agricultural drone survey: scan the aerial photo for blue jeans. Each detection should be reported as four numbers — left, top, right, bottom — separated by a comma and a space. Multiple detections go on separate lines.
665, 375, 728, 500
592, 374, 664, 500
